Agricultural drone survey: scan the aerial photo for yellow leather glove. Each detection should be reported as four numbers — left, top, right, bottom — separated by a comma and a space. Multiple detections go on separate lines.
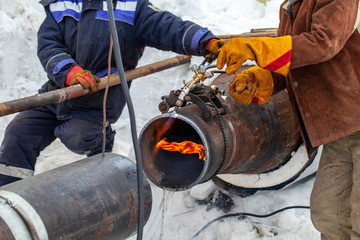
217, 36, 292, 76
205, 39, 226, 62
228, 66, 273, 105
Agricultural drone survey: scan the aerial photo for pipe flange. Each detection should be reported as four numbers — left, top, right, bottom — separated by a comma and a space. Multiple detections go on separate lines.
158, 101, 170, 113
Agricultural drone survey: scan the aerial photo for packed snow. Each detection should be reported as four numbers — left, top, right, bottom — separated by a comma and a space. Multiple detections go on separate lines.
0, 0, 320, 239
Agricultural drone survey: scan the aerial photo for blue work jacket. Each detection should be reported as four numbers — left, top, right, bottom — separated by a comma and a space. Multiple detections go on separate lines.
37, 0, 216, 125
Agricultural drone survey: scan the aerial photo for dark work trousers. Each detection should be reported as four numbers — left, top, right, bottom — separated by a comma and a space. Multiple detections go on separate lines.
0, 106, 115, 186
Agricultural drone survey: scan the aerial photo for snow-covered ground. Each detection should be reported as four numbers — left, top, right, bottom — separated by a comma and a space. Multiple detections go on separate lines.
0, 0, 320, 239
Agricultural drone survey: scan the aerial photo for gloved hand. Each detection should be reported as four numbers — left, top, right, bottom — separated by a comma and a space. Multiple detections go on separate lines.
217, 36, 292, 76
65, 65, 100, 93
205, 39, 226, 63
228, 66, 273, 105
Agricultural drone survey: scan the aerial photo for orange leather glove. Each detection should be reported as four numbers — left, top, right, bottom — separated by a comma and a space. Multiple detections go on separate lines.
205, 39, 226, 62
217, 36, 292, 76
228, 66, 273, 105
65, 65, 100, 93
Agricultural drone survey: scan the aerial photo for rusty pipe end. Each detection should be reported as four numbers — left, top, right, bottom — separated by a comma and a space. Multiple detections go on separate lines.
139, 108, 225, 191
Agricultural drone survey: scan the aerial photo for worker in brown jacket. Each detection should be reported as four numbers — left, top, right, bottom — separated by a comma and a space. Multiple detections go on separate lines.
216, 0, 360, 239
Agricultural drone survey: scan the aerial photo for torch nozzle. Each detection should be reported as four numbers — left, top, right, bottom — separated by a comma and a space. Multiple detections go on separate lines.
175, 87, 190, 107
173, 60, 215, 109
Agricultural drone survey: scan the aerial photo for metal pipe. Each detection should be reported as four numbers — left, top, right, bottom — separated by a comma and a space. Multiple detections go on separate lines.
0, 153, 152, 240
0, 55, 191, 117
139, 73, 302, 191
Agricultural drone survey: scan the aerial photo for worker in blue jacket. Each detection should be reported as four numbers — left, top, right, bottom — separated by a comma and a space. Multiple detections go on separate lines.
0, 0, 223, 186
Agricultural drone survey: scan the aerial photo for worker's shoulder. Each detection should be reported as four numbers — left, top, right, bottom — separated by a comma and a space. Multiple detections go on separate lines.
39, 0, 140, 7
39, 0, 57, 7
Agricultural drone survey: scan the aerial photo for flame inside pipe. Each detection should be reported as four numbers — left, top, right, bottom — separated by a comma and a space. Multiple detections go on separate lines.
156, 138, 205, 161
140, 76, 303, 191
140, 116, 206, 190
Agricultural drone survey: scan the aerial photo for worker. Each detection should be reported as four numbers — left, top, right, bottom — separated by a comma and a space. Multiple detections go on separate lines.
0, 0, 223, 186
216, 0, 360, 238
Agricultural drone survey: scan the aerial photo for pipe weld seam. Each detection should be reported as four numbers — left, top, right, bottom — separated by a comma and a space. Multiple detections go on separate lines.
0, 190, 48, 240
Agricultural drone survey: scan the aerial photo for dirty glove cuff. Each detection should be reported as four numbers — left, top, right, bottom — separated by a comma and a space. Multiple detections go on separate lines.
205, 39, 225, 63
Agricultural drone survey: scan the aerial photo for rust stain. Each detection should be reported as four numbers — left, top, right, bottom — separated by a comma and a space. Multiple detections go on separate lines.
127, 193, 136, 228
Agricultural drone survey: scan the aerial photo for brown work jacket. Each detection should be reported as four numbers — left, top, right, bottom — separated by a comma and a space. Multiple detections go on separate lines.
274, 0, 360, 152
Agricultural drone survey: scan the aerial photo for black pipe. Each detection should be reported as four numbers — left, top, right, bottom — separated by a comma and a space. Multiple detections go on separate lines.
0, 153, 152, 240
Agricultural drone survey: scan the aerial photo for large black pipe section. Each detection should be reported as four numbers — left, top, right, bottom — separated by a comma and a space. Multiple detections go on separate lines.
0, 153, 152, 240
139, 73, 302, 191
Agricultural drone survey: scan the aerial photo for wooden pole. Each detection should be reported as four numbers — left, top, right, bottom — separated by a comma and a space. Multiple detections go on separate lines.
0, 55, 191, 117
217, 29, 277, 40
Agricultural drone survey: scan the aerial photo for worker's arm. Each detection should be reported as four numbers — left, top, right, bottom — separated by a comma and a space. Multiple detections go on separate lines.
134, 0, 218, 57
271, 72, 286, 95
38, 1, 100, 92
288, 0, 360, 68
217, 0, 360, 75
37, 2, 77, 88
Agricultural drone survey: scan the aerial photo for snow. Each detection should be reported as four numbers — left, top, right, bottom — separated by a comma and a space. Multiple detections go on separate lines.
0, 0, 320, 239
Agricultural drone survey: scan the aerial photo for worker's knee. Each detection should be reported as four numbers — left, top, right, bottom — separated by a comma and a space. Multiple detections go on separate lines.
311, 191, 352, 239
55, 119, 115, 155
0, 174, 21, 187
310, 139, 353, 239
310, 189, 329, 232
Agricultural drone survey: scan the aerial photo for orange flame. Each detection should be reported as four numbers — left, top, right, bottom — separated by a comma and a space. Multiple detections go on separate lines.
156, 138, 205, 161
